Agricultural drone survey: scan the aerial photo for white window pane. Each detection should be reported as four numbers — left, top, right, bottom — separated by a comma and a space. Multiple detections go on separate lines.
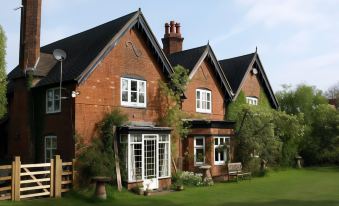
207, 92, 211, 101
139, 81, 145, 93
207, 101, 210, 110
214, 138, 218, 145
51, 138, 57, 148
202, 101, 206, 110
122, 79, 128, 91
122, 91, 128, 102
196, 90, 200, 100
196, 100, 200, 109
139, 93, 145, 103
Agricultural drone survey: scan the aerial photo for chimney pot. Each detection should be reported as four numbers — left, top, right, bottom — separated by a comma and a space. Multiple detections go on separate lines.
162, 21, 184, 55
165, 23, 170, 35
175, 23, 181, 34
170, 21, 175, 33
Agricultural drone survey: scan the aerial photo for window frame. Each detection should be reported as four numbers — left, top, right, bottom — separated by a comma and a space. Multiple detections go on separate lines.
158, 134, 171, 179
196, 89, 212, 113
246, 96, 258, 105
44, 136, 57, 163
214, 136, 230, 165
194, 136, 205, 166
121, 77, 147, 108
46, 88, 61, 114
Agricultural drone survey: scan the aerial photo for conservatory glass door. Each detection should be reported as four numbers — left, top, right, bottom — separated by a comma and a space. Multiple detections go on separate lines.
143, 135, 158, 190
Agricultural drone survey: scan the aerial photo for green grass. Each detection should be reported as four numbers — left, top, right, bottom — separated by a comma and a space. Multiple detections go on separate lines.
1, 167, 339, 206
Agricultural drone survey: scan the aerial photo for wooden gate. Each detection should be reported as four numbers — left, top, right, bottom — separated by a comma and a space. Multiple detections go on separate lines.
0, 155, 74, 201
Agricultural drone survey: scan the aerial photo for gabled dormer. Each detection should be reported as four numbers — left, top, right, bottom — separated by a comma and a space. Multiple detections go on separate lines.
168, 44, 233, 120
219, 51, 279, 109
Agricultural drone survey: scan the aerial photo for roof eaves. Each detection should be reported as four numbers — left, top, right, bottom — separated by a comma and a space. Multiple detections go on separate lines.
76, 11, 140, 84
206, 45, 234, 98
254, 54, 279, 108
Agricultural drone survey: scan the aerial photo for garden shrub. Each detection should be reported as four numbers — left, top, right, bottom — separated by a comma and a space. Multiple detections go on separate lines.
76, 109, 128, 187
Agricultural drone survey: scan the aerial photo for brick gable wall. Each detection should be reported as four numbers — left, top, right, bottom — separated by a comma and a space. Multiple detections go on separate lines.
74, 28, 168, 145
182, 59, 226, 120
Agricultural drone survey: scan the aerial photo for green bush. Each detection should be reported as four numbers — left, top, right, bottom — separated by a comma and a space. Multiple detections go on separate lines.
172, 171, 204, 186
76, 109, 128, 187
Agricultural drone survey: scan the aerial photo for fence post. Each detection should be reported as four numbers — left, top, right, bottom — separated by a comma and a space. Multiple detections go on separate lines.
50, 159, 54, 197
72, 158, 76, 188
13, 156, 21, 201
54, 155, 62, 198
11, 159, 15, 200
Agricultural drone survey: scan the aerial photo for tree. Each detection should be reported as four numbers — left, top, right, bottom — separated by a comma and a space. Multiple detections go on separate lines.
0, 25, 7, 118
276, 84, 339, 165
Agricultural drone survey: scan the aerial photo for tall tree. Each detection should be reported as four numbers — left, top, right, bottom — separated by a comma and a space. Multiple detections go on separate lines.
0, 25, 7, 118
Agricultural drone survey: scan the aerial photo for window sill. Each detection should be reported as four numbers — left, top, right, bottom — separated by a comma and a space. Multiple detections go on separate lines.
46, 111, 61, 115
196, 110, 212, 114
121, 104, 146, 109
214, 162, 226, 166
158, 176, 171, 180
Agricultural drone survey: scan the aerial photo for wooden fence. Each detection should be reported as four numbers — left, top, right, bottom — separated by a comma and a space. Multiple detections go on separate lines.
0, 155, 74, 201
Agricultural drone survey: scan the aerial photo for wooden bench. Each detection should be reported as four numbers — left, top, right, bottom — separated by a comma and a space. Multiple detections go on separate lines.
227, 162, 251, 182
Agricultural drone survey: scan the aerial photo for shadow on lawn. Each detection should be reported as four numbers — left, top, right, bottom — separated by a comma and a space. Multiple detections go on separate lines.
216, 200, 339, 206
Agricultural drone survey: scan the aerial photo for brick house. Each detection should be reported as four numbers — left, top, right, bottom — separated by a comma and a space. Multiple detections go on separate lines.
1, 0, 279, 190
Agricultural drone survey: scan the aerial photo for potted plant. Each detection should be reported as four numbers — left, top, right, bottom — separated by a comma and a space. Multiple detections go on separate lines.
134, 183, 144, 195
144, 183, 151, 196
176, 179, 184, 191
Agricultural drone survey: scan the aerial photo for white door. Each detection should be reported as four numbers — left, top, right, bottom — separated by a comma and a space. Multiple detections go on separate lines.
143, 135, 158, 190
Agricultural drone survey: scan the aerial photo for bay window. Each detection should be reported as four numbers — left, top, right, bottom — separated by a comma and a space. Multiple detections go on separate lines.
214, 137, 230, 165
194, 136, 205, 165
158, 134, 170, 178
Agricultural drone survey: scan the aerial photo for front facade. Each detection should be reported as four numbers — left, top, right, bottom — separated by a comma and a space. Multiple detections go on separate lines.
2, 0, 279, 191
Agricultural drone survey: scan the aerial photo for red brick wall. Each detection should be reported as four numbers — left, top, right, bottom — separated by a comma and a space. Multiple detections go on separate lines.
74, 28, 168, 145
182, 60, 225, 120
36, 84, 76, 162
7, 78, 33, 163
183, 127, 234, 177
241, 71, 261, 98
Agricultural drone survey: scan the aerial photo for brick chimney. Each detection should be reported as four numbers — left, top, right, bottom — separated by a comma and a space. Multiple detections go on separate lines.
19, 0, 42, 73
162, 21, 184, 55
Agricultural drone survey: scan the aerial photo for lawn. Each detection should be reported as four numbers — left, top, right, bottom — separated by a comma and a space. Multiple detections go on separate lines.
1, 167, 339, 206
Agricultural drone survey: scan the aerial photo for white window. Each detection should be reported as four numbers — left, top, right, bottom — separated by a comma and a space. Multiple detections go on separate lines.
246, 97, 258, 105
196, 89, 212, 113
194, 137, 205, 166
45, 136, 57, 163
129, 134, 143, 181
121, 78, 146, 108
46, 88, 61, 113
214, 137, 230, 165
158, 134, 170, 178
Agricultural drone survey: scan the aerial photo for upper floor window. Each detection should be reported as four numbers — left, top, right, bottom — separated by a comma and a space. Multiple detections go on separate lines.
246, 97, 258, 105
46, 88, 61, 113
196, 89, 212, 113
45, 136, 57, 163
121, 78, 146, 108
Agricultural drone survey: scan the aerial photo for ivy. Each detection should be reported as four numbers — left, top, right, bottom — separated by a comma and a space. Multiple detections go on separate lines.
158, 65, 190, 157
0, 25, 7, 118
76, 109, 128, 186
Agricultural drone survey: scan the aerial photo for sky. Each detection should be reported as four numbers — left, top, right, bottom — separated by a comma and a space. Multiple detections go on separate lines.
1, 0, 338, 92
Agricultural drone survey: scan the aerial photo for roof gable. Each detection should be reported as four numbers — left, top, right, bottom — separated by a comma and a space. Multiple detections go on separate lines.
168, 44, 233, 99
219, 52, 279, 109
8, 10, 173, 87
